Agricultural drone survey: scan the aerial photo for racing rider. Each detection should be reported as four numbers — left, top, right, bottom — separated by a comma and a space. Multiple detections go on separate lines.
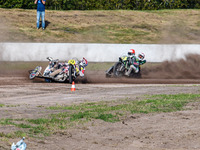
48, 58, 64, 77
125, 52, 146, 76
78, 57, 88, 77
106, 49, 136, 76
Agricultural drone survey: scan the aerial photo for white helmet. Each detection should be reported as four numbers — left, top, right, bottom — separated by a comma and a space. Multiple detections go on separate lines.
138, 53, 145, 60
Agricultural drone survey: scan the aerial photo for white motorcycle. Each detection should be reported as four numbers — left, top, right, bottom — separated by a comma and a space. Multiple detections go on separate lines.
29, 57, 81, 84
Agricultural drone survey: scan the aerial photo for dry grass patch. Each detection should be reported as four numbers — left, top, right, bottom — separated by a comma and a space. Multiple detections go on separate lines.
0, 8, 199, 43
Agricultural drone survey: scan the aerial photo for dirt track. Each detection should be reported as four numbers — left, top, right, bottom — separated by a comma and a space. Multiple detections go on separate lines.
1, 7, 200, 149
0, 65, 200, 149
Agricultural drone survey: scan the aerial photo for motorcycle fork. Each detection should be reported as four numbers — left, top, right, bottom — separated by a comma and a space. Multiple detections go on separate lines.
120, 63, 126, 71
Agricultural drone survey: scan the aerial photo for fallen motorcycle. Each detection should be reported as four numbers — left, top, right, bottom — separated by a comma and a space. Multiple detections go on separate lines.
29, 57, 81, 84
105, 54, 142, 78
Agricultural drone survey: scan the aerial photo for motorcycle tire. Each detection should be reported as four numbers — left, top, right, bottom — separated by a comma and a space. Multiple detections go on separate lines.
113, 62, 124, 77
29, 66, 41, 80
69, 65, 73, 84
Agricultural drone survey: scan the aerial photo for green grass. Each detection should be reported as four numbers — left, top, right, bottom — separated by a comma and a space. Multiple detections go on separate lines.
197, 21, 200, 27
0, 104, 20, 108
0, 61, 159, 73
0, 104, 4, 107
49, 93, 200, 115
0, 62, 32, 70
86, 62, 114, 71
0, 119, 15, 126
0, 93, 199, 138
130, 94, 194, 113
0, 131, 26, 139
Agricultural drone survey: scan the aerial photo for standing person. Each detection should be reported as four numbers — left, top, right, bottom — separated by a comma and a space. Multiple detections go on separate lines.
34, 0, 46, 30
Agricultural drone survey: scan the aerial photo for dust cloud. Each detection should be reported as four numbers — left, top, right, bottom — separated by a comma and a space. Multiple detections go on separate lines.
1, 53, 200, 85
142, 54, 200, 79
0, 45, 4, 61
79, 53, 200, 84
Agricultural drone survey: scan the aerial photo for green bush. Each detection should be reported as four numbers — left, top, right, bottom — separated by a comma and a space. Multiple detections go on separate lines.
0, 0, 200, 10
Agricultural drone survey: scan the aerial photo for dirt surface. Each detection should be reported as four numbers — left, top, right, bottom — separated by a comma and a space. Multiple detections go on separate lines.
1, 8, 200, 150
0, 50, 200, 150
0, 62, 200, 149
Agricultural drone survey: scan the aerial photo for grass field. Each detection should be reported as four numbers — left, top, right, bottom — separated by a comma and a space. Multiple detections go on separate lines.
0, 93, 199, 138
0, 61, 113, 71
0, 8, 200, 43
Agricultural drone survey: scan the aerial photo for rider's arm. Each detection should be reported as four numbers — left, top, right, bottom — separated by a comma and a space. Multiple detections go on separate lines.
83, 57, 88, 67
139, 59, 146, 65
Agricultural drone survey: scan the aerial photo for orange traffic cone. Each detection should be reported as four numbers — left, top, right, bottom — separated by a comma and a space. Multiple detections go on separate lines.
71, 81, 76, 91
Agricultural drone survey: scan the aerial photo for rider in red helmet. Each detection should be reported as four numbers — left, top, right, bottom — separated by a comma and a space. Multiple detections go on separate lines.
106, 49, 136, 77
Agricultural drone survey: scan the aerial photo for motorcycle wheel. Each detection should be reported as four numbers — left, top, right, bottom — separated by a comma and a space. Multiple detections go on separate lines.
113, 62, 124, 77
69, 65, 73, 84
29, 66, 41, 80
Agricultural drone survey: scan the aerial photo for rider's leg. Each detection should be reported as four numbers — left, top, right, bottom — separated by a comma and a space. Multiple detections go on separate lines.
49, 69, 62, 77
79, 67, 85, 77
132, 65, 139, 73
125, 65, 138, 76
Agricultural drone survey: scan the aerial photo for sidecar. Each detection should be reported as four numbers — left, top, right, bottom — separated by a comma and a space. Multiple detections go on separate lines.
29, 66, 52, 82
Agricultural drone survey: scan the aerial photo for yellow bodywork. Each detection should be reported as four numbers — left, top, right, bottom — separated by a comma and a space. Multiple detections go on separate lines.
121, 56, 128, 61
68, 59, 76, 65
68, 59, 79, 73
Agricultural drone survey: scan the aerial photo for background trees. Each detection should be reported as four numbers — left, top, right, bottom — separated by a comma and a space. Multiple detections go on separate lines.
0, 0, 199, 10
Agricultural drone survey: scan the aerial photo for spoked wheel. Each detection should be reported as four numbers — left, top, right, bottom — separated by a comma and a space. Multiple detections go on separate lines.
113, 62, 124, 77
29, 66, 41, 80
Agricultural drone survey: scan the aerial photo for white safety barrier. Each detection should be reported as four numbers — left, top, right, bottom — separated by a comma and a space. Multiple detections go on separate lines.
0, 43, 200, 62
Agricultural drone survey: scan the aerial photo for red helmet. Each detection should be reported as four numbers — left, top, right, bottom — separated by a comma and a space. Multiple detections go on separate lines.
128, 49, 135, 56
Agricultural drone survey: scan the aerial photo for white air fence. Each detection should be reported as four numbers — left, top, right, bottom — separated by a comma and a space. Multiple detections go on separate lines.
0, 43, 200, 62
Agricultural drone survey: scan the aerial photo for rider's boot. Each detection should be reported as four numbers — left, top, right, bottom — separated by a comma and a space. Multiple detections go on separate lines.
125, 67, 133, 76
125, 65, 138, 76
134, 66, 139, 73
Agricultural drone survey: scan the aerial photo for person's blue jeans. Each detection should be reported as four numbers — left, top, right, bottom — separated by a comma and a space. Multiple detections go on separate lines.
36, 11, 45, 29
